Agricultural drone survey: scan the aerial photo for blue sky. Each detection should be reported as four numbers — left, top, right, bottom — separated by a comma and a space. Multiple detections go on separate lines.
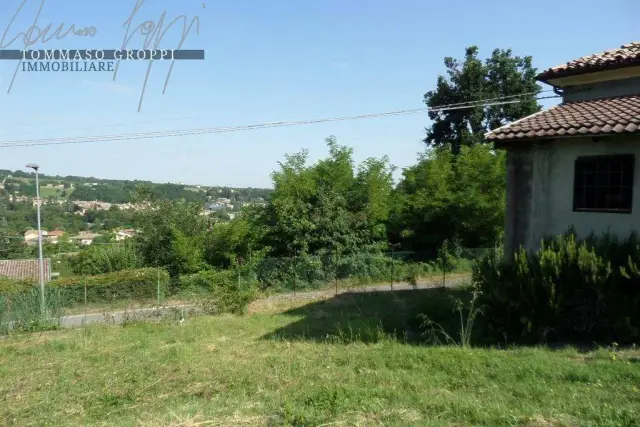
0, 0, 638, 188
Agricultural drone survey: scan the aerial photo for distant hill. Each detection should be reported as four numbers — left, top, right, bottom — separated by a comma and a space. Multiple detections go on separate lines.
0, 169, 271, 204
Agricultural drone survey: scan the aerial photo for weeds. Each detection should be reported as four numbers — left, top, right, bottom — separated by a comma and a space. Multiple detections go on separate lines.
418, 286, 482, 347
0, 288, 64, 335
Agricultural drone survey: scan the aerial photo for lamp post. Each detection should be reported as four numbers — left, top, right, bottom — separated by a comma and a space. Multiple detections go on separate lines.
26, 163, 45, 314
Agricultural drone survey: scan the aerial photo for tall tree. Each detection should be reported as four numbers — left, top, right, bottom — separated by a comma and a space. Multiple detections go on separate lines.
254, 136, 393, 257
390, 144, 506, 252
424, 46, 541, 154
0, 217, 27, 259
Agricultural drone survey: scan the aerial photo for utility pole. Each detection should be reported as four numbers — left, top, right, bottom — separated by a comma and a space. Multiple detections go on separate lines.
26, 163, 45, 314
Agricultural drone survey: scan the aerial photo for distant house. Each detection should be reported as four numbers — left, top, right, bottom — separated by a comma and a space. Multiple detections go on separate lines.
46, 230, 66, 244
486, 42, 640, 255
115, 229, 137, 241
23, 229, 47, 244
70, 232, 101, 245
0, 258, 51, 282
205, 203, 226, 212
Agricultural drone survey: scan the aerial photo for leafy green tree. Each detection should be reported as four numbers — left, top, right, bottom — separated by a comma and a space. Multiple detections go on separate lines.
0, 217, 28, 259
391, 144, 505, 252
68, 243, 143, 275
424, 46, 541, 154
203, 212, 264, 268
134, 200, 207, 277
254, 136, 393, 258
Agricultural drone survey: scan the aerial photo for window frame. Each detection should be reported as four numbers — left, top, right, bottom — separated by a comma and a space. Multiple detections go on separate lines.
572, 154, 635, 214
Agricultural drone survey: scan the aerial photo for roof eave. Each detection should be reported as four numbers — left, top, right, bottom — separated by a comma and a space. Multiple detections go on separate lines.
491, 131, 640, 150
536, 61, 640, 85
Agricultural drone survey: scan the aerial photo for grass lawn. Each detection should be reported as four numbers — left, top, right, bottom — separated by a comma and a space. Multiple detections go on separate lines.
1, 289, 639, 426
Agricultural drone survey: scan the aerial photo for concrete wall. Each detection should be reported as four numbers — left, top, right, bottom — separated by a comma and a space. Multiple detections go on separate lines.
506, 135, 640, 253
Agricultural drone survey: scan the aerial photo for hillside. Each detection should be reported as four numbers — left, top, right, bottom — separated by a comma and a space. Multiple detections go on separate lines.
0, 169, 271, 204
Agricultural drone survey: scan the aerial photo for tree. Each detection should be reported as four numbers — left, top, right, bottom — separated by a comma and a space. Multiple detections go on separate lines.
0, 217, 27, 259
390, 144, 506, 253
424, 46, 541, 154
254, 136, 393, 258
134, 200, 207, 277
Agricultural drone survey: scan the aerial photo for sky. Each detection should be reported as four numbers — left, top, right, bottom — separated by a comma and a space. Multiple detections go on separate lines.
0, 0, 638, 188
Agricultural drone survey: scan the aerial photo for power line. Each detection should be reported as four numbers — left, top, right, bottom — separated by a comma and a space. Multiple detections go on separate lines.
0, 92, 555, 147
0, 93, 559, 149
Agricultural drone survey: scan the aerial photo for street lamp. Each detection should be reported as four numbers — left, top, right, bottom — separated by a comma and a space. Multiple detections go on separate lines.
26, 163, 45, 314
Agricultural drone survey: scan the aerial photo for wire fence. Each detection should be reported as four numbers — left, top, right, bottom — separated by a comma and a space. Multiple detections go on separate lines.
233, 248, 494, 293
0, 247, 496, 334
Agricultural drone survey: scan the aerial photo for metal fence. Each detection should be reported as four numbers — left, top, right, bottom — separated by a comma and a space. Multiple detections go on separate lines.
234, 248, 494, 293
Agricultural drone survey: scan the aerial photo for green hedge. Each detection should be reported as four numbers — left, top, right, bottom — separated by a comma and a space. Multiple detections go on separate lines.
0, 277, 35, 295
50, 268, 170, 305
474, 232, 640, 344
179, 269, 258, 314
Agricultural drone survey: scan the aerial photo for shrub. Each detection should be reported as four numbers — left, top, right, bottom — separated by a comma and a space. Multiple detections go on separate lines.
50, 268, 169, 306
179, 269, 258, 314
474, 232, 640, 344
0, 277, 34, 295
404, 264, 422, 289
68, 243, 143, 275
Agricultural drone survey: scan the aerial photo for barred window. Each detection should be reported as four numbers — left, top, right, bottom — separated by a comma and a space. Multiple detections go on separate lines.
573, 154, 635, 213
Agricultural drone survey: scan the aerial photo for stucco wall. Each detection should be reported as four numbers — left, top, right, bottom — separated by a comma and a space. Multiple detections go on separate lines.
563, 76, 640, 102
508, 135, 640, 252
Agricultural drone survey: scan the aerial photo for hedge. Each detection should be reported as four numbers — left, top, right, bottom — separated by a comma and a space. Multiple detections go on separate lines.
0, 277, 35, 296
474, 232, 640, 344
49, 268, 170, 305
179, 269, 258, 314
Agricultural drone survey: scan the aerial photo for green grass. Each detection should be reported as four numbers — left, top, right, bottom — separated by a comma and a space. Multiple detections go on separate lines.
1, 289, 639, 426
38, 186, 73, 199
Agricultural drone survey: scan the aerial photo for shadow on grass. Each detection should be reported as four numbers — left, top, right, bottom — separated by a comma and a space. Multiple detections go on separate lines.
261, 287, 479, 345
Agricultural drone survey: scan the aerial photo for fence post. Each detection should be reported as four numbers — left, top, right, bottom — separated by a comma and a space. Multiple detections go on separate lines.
334, 247, 339, 295
391, 247, 395, 290
157, 267, 161, 306
293, 250, 297, 297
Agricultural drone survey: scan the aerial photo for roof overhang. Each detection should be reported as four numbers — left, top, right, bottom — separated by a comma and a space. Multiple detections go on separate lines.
486, 95, 640, 148
492, 133, 618, 150
538, 63, 640, 88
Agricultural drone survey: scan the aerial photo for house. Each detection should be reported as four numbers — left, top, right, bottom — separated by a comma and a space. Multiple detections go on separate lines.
0, 258, 51, 282
205, 203, 227, 212
46, 230, 66, 244
115, 229, 137, 241
486, 42, 640, 255
23, 229, 48, 244
69, 232, 101, 245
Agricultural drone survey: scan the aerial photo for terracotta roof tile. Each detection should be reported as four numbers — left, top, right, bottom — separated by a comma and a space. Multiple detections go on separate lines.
537, 42, 640, 80
486, 95, 640, 143
0, 259, 51, 282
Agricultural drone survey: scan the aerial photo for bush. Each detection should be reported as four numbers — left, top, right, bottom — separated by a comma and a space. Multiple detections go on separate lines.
474, 232, 640, 344
50, 268, 169, 306
179, 269, 258, 314
0, 277, 34, 295
67, 243, 143, 275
